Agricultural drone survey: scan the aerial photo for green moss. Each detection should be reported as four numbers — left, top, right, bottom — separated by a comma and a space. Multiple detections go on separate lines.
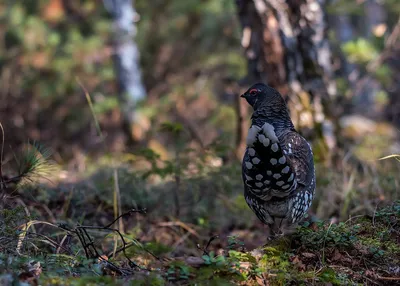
359, 236, 400, 254
353, 205, 400, 260
317, 267, 345, 285
258, 247, 290, 282
294, 221, 359, 251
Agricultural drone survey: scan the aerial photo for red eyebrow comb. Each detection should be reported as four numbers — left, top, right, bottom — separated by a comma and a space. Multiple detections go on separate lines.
249, 88, 258, 94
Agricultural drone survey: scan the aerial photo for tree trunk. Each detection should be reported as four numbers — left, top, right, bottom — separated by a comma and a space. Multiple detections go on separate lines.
103, 0, 147, 142
236, 0, 337, 158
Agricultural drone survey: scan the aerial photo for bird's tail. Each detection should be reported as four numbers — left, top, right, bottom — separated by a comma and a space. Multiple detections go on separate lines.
244, 123, 296, 199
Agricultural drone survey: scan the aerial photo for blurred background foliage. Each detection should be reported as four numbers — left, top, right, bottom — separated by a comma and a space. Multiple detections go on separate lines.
0, 0, 245, 158
0, 0, 399, 274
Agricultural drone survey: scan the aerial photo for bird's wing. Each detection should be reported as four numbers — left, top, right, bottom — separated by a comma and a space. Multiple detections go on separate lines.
278, 131, 314, 188
242, 123, 312, 200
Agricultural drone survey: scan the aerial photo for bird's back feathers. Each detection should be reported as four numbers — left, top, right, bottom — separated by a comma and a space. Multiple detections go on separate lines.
243, 123, 297, 201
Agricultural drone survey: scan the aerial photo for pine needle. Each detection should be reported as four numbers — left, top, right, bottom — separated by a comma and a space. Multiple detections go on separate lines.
76, 77, 104, 141
378, 154, 400, 162
16, 142, 54, 187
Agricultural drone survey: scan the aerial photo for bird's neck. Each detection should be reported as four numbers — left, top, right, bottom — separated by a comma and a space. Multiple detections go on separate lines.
251, 109, 295, 136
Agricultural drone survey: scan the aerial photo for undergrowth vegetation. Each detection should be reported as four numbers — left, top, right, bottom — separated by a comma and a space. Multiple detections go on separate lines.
1, 193, 399, 285
1, 137, 399, 284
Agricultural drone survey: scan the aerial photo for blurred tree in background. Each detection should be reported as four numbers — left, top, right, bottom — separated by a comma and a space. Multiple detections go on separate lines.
103, 0, 147, 142
0, 0, 244, 157
236, 0, 400, 163
236, 0, 337, 161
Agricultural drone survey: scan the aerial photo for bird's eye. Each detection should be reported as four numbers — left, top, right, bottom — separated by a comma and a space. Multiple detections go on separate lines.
249, 89, 258, 95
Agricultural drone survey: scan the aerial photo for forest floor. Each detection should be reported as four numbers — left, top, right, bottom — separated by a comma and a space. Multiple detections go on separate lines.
1, 154, 400, 285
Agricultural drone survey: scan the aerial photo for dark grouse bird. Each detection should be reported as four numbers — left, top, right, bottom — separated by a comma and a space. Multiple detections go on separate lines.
241, 83, 315, 236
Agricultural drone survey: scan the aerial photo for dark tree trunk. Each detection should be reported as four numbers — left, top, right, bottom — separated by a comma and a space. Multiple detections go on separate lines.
236, 0, 337, 157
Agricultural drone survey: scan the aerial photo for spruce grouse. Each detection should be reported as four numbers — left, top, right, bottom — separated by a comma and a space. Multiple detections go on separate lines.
241, 83, 315, 235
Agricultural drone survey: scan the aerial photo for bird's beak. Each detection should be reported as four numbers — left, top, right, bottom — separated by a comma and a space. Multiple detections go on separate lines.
240, 93, 246, 98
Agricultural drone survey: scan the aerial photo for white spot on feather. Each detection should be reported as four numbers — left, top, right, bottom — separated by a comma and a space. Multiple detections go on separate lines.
270, 158, 277, 165
252, 157, 261, 164
278, 156, 286, 164
267, 171, 272, 176
282, 184, 290, 189
281, 166, 290, 174
245, 174, 253, 181
271, 143, 279, 152
262, 138, 270, 146
248, 148, 256, 156
262, 123, 278, 142
276, 181, 284, 186
255, 182, 263, 188
264, 180, 270, 184
256, 174, 263, 180
246, 125, 261, 146
245, 162, 253, 169
273, 174, 281, 179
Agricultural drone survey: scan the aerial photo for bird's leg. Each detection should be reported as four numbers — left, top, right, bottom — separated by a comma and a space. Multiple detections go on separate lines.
263, 223, 289, 246
262, 224, 277, 245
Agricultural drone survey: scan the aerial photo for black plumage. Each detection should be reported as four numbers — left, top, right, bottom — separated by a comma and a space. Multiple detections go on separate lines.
241, 83, 315, 235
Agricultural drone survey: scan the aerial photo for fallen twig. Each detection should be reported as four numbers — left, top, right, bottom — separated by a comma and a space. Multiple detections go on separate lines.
197, 234, 219, 255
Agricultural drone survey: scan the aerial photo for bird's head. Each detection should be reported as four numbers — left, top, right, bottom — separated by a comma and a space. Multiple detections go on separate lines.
240, 83, 286, 111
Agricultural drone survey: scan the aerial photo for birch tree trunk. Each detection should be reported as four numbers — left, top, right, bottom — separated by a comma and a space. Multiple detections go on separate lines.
236, 0, 337, 158
103, 0, 147, 142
